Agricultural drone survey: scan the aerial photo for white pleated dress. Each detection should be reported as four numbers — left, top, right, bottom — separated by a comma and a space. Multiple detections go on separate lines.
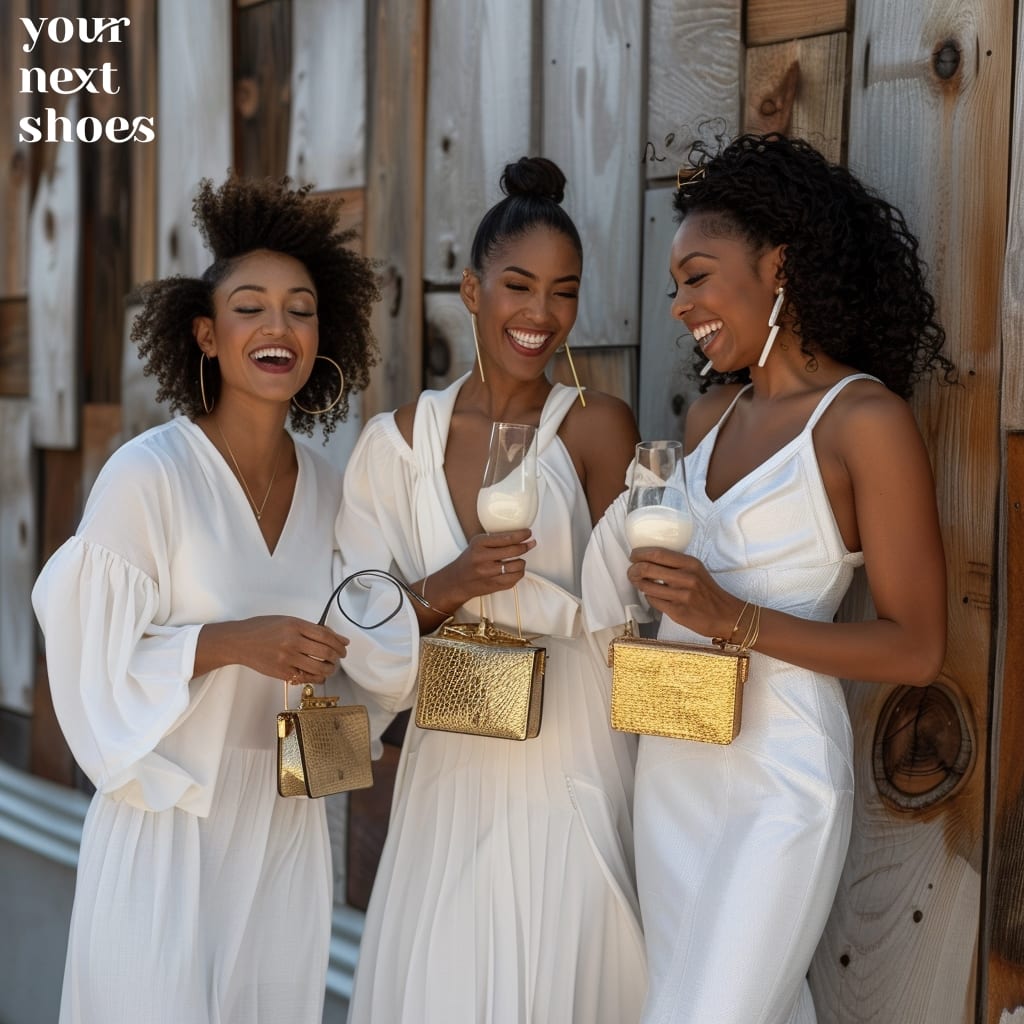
31, 417, 341, 1024
334, 375, 647, 1024
583, 375, 873, 1024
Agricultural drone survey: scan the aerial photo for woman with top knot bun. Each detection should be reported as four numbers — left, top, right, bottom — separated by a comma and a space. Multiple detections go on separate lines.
336, 156, 649, 1023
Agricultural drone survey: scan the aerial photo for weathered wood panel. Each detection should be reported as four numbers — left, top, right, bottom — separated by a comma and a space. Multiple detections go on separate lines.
362, 0, 428, 417
235, 0, 292, 180
542, 0, 644, 349
811, 0, 1011, 1020
0, 299, 29, 397
127, 0, 157, 285
120, 301, 165, 443
0, 400, 35, 714
746, 0, 849, 47
549, 346, 635, 408
28, 105, 80, 449
422, 0, 534, 284
637, 186, 695, 443
157, 0, 232, 278
424, 291, 475, 393
646, 0, 742, 181
287, 0, 366, 191
1, 0, 31, 299
988, 433, 1024, 1022
744, 33, 847, 163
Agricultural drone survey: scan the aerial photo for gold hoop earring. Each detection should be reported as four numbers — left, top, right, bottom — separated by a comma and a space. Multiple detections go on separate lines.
560, 339, 586, 408
470, 313, 485, 383
200, 353, 215, 414
291, 355, 345, 415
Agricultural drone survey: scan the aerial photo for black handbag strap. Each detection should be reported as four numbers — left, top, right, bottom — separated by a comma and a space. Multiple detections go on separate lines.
318, 568, 431, 629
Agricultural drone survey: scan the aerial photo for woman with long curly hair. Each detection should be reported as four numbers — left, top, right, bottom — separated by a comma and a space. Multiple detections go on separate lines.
583, 133, 952, 1023
32, 176, 380, 1023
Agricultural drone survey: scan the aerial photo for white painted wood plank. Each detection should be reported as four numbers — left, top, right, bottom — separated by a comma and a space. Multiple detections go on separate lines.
287, 0, 366, 190
0, 400, 35, 713
28, 100, 79, 450
157, 0, 232, 277
425, 291, 476, 392
646, 0, 742, 182
543, 0, 644, 349
637, 187, 694, 443
422, 0, 534, 284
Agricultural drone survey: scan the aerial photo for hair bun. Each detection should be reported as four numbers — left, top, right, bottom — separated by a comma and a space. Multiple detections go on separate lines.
500, 156, 567, 204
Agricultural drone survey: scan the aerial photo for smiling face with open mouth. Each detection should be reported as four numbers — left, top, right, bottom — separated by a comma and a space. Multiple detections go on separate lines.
194, 248, 320, 409
463, 225, 582, 382
668, 212, 784, 374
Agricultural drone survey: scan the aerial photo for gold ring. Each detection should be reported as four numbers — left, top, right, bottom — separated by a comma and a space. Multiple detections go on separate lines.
500, 563, 506, 575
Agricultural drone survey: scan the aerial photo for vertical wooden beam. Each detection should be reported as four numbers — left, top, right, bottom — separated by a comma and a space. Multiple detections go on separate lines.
542, 0, 644, 349
362, 0, 428, 417
287, 0, 366, 191
157, 0, 233, 278
234, 0, 292, 180
28, 102, 80, 450
1, 0, 32, 299
422, 0, 535, 286
0, 299, 29, 397
0, 400, 35, 714
126, 0, 158, 286
646, 0, 742, 181
811, 0, 1012, 1020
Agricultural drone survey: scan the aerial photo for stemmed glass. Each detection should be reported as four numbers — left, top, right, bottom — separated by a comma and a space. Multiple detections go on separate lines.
625, 440, 693, 553
477, 422, 538, 633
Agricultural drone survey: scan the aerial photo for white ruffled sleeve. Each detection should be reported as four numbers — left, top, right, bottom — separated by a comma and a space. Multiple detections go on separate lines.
31, 439, 207, 813
330, 416, 422, 725
581, 487, 653, 634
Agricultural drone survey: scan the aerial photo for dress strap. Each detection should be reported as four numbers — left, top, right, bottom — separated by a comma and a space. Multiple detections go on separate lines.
804, 373, 881, 433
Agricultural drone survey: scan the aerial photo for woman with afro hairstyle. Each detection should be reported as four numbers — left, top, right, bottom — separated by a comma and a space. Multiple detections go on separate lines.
335, 156, 648, 1023
32, 175, 380, 1024
583, 133, 952, 1023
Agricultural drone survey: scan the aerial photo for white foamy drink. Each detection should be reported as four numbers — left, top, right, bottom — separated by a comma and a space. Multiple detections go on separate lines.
625, 505, 693, 552
478, 479, 538, 532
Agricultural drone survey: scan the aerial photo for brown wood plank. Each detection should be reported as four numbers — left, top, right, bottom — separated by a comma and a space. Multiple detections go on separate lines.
287, 0, 366, 191
29, 653, 76, 787
543, 0, 645, 348
987, 432, 1024, 1020
30, 0, 81, 183
127, 0, 158, 286
0, 299, 29, 397
422, 0, 534, 285
646, 0, 742, 182
0, 400, 36, 714
1, 0, 32, 298
810, 0, 1012, 1019
346, 739, 402, 910
235, 0, 292, 180
746, 0, 849, 48
361, 0, 428, 418
744, 33, 847, 164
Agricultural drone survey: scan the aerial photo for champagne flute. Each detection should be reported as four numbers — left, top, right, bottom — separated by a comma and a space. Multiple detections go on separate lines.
625, 440, 693, 553
477, 422, 538, 633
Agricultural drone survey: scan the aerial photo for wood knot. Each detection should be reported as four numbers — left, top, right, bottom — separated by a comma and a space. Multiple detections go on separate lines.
873, 683, 973, 810
932, 40, 961, 80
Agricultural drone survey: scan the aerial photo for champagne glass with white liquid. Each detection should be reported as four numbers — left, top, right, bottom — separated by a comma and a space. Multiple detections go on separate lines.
625, 440, 693, 553
477, 422, 539, 533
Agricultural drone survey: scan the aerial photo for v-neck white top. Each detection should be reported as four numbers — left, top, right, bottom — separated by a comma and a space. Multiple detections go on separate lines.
32, 415, 343, 1023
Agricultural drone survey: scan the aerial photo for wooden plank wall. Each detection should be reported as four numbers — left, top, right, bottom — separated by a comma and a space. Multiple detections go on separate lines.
3, 1, 1022, 1017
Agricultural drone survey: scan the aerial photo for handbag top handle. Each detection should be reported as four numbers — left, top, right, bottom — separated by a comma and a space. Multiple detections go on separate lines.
318, 568, 431, 629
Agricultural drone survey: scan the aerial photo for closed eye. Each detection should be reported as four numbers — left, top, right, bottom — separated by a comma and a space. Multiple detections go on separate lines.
684, 272, 707, 287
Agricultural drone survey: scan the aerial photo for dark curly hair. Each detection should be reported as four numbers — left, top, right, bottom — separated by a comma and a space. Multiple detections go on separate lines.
469, 156, 583, 271
673, 133, 954, 398
131, 176, 380, 437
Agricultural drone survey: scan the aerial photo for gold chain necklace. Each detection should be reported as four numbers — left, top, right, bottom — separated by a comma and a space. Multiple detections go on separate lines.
215, 422, 284, 522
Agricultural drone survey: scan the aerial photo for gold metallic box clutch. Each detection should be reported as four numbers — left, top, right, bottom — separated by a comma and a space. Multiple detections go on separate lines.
277, 683, 374, 797
607, 625, 749, 745
416, 619, 546, 740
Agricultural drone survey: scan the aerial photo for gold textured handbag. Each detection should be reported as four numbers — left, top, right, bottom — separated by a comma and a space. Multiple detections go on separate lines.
277, 683, 373, 797
416, 618, 546, 740
276, 568, 430, 798
607, 620, 752, 745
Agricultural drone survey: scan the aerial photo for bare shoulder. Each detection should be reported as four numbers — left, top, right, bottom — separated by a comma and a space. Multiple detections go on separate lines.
392, 398, 419, 448
683, 384, 745, 452
560, 389, 640, 454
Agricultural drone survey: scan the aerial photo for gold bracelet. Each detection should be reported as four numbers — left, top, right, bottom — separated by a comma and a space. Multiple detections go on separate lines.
416, 572, 447, 617
739, 604, 761, 651
712, 601, 749, 650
